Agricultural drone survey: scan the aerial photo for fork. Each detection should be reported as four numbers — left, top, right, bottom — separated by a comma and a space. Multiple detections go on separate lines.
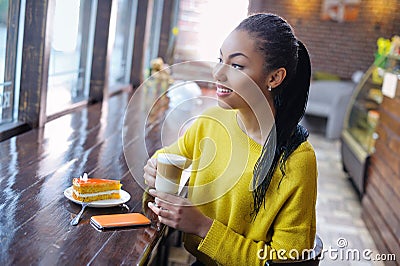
70, 203, 88, 226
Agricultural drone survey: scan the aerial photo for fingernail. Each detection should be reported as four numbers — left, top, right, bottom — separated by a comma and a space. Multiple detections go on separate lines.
149, 189, 156, 194
147, 202, 153, 207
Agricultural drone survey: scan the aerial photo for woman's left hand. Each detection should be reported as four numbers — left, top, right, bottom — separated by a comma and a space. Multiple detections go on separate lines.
147, 189, 212, 238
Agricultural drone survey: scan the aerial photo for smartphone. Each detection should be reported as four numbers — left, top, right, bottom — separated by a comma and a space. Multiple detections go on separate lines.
90, 213, 151, 230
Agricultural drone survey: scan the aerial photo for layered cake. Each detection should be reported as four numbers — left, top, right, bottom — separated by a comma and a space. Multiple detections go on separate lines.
72, 174, 121, 202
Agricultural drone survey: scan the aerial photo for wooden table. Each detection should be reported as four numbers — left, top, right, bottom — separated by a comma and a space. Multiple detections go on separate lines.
0, 91, 170, 265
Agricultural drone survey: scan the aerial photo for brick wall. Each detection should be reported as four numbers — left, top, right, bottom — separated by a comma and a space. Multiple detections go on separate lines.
249, 0, 400, 80
361, 76, 400, 265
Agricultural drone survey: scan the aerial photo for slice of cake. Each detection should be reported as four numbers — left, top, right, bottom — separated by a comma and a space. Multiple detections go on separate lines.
72, 174, 121, 202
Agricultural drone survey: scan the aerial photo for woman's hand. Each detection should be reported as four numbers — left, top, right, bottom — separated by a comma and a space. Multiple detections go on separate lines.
143, 157, 157, 188
147, 189, 213, 238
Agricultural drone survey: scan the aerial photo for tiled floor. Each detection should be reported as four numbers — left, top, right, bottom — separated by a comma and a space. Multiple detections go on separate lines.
310, 133, 383, 266
164, 131, 383, 266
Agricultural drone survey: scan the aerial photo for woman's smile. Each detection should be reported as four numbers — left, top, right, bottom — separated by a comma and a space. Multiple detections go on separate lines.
216, 84, 233, 97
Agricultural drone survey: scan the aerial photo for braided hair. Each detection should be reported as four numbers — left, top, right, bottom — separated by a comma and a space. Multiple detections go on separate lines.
236, 13, 311, 218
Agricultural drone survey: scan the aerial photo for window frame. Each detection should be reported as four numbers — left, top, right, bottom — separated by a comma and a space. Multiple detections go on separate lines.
0, 0, 28, 141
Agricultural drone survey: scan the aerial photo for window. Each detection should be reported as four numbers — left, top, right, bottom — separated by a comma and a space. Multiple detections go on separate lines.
46, 0, 97, 117
143, 0, 164, 70
109, 0, 137, 92
0, 0, 24, 127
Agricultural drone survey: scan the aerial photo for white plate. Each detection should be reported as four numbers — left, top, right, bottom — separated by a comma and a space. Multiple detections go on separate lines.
64, 186, 131, 208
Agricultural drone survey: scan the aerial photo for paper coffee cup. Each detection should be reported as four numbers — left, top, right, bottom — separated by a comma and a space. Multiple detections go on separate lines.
156, 153, 186, 194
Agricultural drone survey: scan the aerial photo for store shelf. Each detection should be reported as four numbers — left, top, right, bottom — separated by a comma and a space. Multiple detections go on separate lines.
341, 55, 400, 196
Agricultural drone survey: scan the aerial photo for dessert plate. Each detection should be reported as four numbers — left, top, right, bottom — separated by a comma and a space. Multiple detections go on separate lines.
64, 186, 131, 208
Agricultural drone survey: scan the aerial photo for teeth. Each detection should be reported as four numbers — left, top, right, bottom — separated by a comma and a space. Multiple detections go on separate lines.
217, 86, 233, 93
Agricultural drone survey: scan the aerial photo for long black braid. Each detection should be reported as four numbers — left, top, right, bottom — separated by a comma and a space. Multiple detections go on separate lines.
236, 13, 311, 219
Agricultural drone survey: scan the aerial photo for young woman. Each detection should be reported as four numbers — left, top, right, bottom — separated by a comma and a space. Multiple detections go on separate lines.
143, 13, 317, 265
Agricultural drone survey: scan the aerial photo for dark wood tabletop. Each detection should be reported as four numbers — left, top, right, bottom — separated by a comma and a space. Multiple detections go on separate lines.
0, 90, 172, 265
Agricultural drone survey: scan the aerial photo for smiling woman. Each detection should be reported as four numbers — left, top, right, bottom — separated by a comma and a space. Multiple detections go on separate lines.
143, 13, 317, 266
214, 30, 282, 123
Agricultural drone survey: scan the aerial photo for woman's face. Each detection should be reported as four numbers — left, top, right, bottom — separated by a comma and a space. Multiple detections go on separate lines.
213, 30, 272, 111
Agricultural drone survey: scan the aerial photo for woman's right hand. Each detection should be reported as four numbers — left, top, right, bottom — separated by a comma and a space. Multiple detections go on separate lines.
143, 157, 157, 188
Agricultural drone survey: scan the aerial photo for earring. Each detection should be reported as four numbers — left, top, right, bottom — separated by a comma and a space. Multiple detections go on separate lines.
268, 85, 272, 91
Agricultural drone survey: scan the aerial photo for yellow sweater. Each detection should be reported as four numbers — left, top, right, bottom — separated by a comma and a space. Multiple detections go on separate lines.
160, 106, 317, 265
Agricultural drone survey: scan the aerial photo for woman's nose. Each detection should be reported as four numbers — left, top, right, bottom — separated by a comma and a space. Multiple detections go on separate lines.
212, 62, 228, 82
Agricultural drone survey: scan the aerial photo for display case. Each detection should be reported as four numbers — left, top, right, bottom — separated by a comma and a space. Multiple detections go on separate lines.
341, 55, 400, 196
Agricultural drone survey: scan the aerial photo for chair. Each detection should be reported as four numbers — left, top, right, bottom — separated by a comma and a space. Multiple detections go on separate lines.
265, 235, 323, 266
304, 80, 355, 139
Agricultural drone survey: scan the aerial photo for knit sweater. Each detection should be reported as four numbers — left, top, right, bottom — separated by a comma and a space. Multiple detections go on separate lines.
159, 106, 317, 266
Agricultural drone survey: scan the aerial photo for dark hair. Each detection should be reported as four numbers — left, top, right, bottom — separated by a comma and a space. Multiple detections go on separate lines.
236, 13, 311, 218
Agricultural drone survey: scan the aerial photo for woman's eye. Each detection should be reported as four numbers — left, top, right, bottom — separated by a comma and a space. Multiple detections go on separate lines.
232, 64, 243, 69
216, 58, 243, 69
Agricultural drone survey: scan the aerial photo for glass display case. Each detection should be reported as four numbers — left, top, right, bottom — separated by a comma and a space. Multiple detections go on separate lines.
341, 54, 400, 196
